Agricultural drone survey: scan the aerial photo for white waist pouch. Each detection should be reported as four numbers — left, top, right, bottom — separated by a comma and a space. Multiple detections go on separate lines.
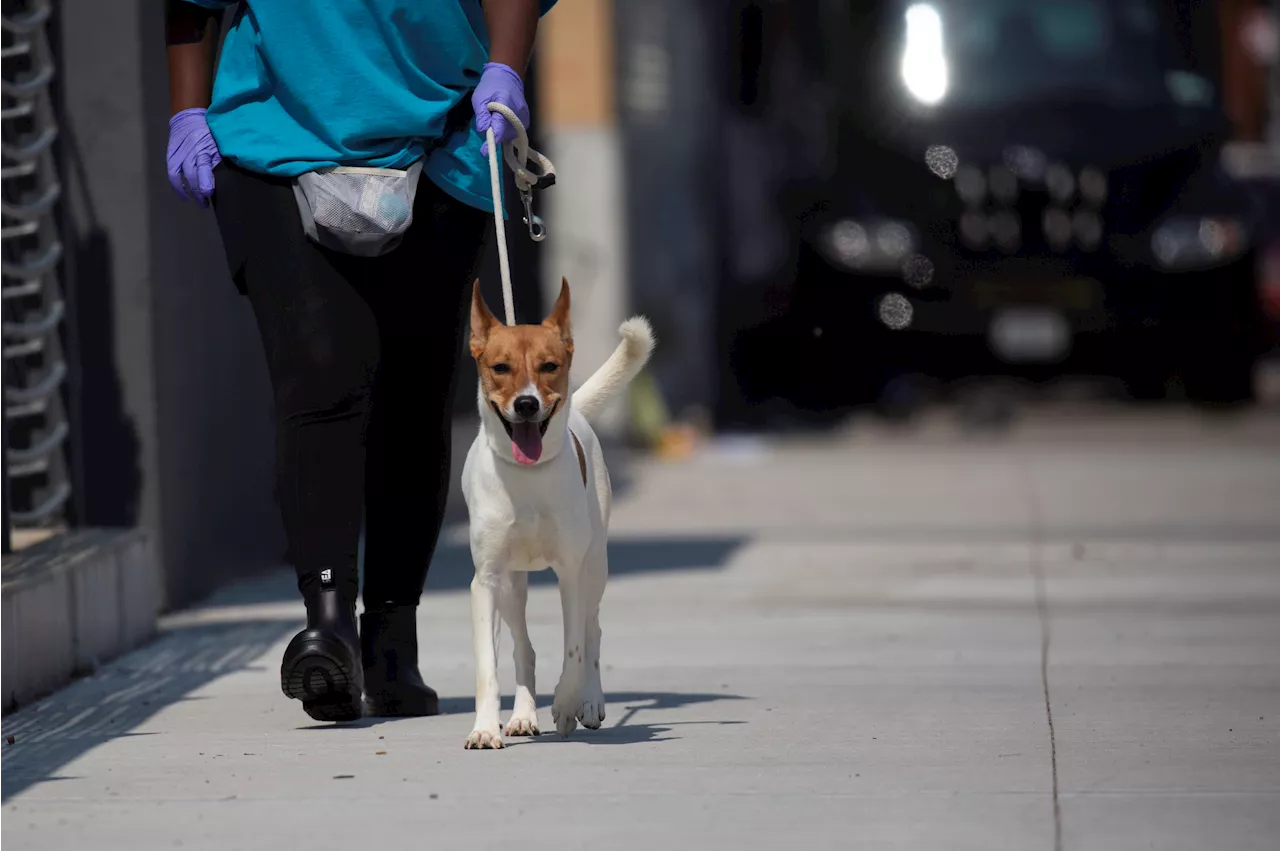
291, 161, 423, 257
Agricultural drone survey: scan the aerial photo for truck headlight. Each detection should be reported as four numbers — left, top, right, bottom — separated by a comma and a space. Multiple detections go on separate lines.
820, 218, 919, 274
1150, 216, 1247, 270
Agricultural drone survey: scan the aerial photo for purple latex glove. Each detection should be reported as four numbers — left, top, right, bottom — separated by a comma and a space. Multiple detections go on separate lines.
471, 62, 529, 158
167, 108, 221, 207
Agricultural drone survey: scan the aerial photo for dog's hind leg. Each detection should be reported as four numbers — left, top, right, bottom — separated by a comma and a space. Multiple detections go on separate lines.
464, 574, 504, 750
498, 572, 540, 736
551, 564, 587, 738
578, 543, 608, 730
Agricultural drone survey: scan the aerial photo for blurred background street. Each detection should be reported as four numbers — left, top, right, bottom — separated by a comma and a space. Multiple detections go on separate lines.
4, 0, 1280, 848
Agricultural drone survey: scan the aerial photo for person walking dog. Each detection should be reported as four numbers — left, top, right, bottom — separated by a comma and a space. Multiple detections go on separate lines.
164, 0, 555, 722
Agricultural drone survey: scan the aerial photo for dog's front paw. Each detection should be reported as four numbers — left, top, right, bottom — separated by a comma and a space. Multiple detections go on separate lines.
504, 713, 540, 737
464, 728, 505, 750
577, 684, 606, 730
551, 688, 580, 738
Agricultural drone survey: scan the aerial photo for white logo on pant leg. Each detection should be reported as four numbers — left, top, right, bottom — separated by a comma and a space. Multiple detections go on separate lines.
320, 568, 333, 586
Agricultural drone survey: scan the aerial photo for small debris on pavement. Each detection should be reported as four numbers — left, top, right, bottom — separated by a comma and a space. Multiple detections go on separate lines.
6, 736, 15, 745
375, 750, 387, 755
333, 775, 354, 780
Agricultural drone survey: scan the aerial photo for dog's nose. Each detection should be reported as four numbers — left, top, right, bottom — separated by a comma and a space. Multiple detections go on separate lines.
513, 395, 540, 419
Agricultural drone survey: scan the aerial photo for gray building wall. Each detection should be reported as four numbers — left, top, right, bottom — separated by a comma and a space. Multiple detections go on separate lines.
59, 1, 282, 609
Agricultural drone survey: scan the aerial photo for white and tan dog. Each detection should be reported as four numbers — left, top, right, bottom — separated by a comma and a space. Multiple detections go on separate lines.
461, 278, 654, 749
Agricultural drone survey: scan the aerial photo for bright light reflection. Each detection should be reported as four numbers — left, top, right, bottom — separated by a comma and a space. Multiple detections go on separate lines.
902, 4, 948, 105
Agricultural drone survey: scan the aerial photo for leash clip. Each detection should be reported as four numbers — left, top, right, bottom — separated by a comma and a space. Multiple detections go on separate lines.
521, 190, 547, 241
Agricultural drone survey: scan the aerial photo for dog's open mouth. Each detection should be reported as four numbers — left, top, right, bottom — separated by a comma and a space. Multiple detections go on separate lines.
491, 400, 559, 466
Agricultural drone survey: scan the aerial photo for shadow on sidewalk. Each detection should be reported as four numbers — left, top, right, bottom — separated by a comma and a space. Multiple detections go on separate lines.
206, 533, 749, 608
424, 535, 748, 592
506, 718, 749, 747
0, 617, 298, 803
295, 690, 750, 745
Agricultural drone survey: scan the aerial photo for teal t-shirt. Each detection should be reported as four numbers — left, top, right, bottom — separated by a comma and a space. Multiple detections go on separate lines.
186, 0, 555, 212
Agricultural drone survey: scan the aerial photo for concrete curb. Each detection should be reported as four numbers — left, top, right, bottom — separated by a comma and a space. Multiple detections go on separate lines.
2, 528, 158, 713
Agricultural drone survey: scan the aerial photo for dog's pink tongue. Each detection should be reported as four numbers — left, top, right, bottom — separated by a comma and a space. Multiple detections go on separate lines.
510, 422, 542, 465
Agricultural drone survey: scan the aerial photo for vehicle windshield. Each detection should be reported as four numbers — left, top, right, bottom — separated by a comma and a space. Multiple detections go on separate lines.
891, 0, 1215, 110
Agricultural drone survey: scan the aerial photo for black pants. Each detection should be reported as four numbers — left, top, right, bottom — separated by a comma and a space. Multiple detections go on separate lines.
212, 162, 487, 607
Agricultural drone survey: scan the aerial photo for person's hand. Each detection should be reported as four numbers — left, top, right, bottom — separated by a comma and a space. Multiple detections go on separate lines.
167, 107, 221, 207
472, 62, 529, 158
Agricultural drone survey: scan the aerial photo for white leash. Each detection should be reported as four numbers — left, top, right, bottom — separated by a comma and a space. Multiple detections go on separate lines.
485, 101, 556, 326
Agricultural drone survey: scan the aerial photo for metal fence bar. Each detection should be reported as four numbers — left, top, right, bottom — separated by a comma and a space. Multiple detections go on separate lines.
2, 0, 73, 537
0, 258, 10, 550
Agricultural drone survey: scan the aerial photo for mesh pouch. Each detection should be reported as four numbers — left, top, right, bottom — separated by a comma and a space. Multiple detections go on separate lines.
291, 161, 423, 257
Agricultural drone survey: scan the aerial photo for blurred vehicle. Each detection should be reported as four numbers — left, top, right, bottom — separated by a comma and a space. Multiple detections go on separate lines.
780, 0, 1267, 407
1226, 143, 1280, 355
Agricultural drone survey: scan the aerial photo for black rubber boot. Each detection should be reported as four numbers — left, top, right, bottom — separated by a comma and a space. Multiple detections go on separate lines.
280, 585, 364, 723
361, 605, 439, 717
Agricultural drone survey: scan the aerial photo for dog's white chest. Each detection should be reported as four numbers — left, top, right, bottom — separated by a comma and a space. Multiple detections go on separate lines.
504, 515, 569, 571
463, 435, 597, 576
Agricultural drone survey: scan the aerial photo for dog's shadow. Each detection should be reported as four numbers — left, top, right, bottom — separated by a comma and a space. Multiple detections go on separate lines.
505, 718, 746, 747
509, 690, 747, 746
299, 690, 748, 744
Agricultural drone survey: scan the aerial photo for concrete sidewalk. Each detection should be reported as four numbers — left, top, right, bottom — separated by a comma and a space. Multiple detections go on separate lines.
4, 408, 1280, 850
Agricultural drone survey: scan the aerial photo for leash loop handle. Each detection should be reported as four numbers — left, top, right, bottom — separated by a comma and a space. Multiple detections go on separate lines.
484, 102, 556, 325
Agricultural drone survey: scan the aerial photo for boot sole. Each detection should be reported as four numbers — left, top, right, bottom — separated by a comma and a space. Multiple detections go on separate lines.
281, 637, 363, 723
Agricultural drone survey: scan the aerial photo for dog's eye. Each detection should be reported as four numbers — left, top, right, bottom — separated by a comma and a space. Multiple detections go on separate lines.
540, 362, 559, 374
491, 363, 511, 375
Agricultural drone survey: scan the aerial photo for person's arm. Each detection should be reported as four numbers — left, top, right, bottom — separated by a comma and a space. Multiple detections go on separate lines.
165, 0, 221, 113
482, 0, 540, 77
472, 0, 542, 154
164, 1, 224, 205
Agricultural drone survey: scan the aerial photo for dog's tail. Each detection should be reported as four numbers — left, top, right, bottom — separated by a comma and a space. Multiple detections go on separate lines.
572, 317, 655, 421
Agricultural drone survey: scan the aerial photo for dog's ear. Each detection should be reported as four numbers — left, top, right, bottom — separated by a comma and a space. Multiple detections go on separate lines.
542, 277, 573, 354
469, 280, 499, 359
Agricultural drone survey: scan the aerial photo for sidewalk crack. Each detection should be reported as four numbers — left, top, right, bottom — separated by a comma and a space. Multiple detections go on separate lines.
1033, 552, 1063, 851
1020, 453, 1063, 851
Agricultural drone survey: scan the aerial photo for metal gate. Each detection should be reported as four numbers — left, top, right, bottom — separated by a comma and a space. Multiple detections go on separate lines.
2, 0, 72, 551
